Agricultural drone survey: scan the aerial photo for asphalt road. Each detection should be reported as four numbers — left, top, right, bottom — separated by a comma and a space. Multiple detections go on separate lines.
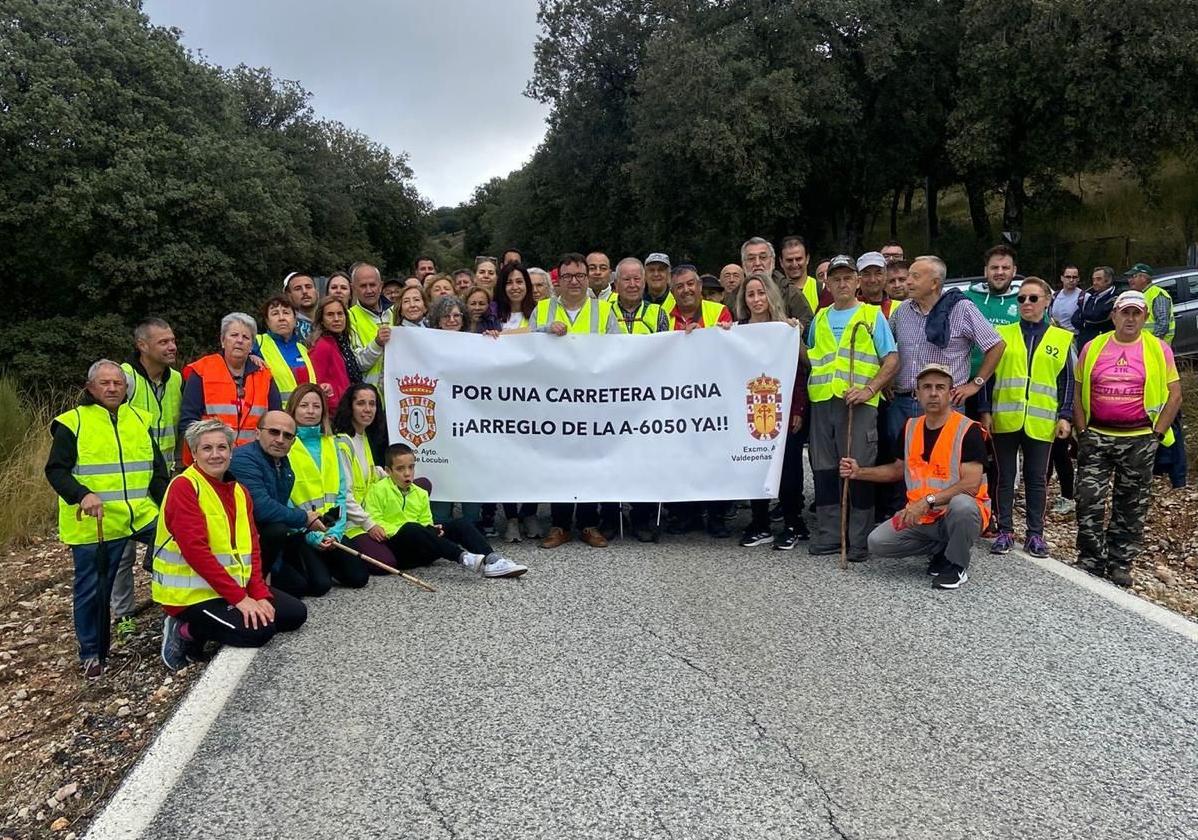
133, 518, 1198, 840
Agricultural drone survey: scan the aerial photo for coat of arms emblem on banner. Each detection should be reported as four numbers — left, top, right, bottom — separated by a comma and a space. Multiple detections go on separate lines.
396, 374, 438, 446
746, 374, 782, 440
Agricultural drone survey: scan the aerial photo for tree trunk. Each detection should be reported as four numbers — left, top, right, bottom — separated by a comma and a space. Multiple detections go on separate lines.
965, 177, 992, 243
1002, 175, 1025, 246
926, 176, 940, 242
903, 183, 915, 214
890, 189, 900, 237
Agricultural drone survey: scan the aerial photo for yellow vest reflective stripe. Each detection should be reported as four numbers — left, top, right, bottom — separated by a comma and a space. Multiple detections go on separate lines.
1143, 285, 1176, 345
120, 363, 181, 470
289, 434, 341, 514
347, 304, 389, 379
336, 433, 379, 538
258, 334, 316, 404
992, 323, 1072, 441
613, 302, 663, 334
1080, 333, 1175, 446
55, 404, 158, 545
533, 297, 611, 333
807, 305, 883, 407
151, 467, 252, 607
699, 299, 728, 327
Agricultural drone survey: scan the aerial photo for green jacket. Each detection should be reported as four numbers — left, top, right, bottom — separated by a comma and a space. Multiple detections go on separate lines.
363, 479, 432, 536
965, 285, 1023, 376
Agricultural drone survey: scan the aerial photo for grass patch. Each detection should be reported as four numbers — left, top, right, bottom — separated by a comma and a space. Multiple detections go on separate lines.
0, 378, 58, 549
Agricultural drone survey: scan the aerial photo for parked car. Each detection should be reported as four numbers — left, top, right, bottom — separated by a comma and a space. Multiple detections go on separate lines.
1146, 268, 1198, 357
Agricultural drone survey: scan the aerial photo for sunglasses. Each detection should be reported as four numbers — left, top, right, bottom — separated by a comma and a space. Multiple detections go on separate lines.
1017, 294, 1042, 303
262, 427, 296, 441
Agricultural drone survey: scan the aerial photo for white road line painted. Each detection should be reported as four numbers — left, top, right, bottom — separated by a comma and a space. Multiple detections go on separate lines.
85, 646, 259, 840
1018, 549, 1198, 643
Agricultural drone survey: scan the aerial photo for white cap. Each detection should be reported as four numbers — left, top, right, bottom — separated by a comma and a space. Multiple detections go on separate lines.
856, 251, 886, 271
645, 252, 671, 268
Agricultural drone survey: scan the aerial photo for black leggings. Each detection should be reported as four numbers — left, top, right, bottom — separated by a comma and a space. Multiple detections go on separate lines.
749, 427, 806, 529
177, 587, 307, 648
384, 519, 493, 570
268, 529, 369, 598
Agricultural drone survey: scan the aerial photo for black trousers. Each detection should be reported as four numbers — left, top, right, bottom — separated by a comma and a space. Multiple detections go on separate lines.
260, 522, 368, 598
1048, 436, 1076, 500
750, 427, 807, 529
385, 519, 493, 569
178, 587, 307, 648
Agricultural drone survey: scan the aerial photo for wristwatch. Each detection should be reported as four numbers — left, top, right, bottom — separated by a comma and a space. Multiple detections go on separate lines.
925, 494, 937, 508
972, 376, 985, 387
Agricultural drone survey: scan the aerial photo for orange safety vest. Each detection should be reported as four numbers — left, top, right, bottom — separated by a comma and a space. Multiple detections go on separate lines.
181, 354, 273, 463
903, 412, 991, 530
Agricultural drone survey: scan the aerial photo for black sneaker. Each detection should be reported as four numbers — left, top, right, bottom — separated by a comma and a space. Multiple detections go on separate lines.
792, 518, 811, 540
772, 527, 800, 550
739, 526, 773, 547
769, 502, 784, 521
667, 516, 703, 535
481, 521, 499, 538
599, 519, 620, 541
932, 565, 969, 589
927, 552, 948, 577
634, 526, 658, 543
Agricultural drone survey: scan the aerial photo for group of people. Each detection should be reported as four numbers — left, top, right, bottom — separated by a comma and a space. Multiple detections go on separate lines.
47, 239, 1185, 679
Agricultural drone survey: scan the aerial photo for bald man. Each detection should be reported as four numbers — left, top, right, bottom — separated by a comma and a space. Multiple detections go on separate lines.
230, 411, 328, 591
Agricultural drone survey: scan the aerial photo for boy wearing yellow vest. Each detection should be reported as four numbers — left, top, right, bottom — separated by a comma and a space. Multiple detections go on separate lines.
1073, 290, 1182, 588
364, 444, 528, 578
806, 255, 899, 560
981, 277, 1075, 559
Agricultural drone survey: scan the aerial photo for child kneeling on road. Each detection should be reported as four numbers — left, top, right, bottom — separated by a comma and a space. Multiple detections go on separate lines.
364, 444, 528, 579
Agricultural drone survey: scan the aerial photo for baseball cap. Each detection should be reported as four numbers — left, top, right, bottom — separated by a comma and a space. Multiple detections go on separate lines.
1123, 262, 1152, 276
1114, 290, 1148, 311
646, 252, 671, 268
916, 362, 954, 382
827, 254, 856, 273
856, 251, 886, 271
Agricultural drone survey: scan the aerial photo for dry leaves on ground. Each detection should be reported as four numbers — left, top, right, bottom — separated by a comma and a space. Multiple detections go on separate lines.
0, 537, 204, 840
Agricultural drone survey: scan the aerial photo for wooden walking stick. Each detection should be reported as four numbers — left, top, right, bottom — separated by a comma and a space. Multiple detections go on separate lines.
329, 540, 437, 593
840, 320, 873, 570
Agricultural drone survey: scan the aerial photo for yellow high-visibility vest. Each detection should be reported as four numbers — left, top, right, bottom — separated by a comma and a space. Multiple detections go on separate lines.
992, 322, 1072, 441
289, 433, 340, 514
1080, 333, 1175, 445
121, 363, 181, 470
258, 333, 315, 405
151, 466, 252, 607
1143, 285, 1176, 345
54, 404, 158, 545
531, 297, 612, 333
336, 433, 380, 538
807, 305, 883, 407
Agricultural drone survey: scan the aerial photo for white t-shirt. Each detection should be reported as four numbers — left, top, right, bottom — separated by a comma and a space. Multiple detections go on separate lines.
503, 312, 525, 331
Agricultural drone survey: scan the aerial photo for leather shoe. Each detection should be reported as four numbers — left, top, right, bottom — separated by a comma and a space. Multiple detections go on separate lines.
580, 527, 609, 548
541, 527, 571, 549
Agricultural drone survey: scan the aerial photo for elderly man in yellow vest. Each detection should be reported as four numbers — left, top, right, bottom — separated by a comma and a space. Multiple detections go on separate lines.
1073, 290, 1182, 588
533, 253, 620, 549
806, 255, 899, 560
347, 262, 393, 388
45, 360, 169, 679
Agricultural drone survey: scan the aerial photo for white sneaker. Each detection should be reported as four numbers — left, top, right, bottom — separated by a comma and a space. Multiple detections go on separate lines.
483, 554, 528, 578
522, 514, 542, 539
1051, 498, 1076, 515
459, 552, 486, 575
504, 519, 523, 543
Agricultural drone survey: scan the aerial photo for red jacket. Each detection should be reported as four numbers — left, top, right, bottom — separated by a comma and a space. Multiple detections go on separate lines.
309, 334, 352, 409
160, 469, 270, 616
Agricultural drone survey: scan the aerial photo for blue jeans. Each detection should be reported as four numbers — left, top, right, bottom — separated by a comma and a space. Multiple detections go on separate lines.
71, 523, 154, 660
1153, 414, 1187, 488
887, 394, 925, 450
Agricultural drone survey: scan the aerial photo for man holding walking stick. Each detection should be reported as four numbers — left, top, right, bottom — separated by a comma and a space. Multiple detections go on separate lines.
46, 360, 169, 679
806, 255, 898, 561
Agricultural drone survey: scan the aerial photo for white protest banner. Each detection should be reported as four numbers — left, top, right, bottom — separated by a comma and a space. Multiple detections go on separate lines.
383, 323, 801, 503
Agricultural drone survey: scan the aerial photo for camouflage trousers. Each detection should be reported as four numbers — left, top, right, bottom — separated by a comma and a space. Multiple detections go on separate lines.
1075, 429, 1158, 571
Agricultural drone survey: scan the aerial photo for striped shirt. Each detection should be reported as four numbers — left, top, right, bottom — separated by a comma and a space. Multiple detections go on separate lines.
891, 294, 1003, 392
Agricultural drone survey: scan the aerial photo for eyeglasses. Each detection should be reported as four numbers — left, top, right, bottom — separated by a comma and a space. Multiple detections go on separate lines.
442, 311, 463, 320
559, 272, 587, 282
1017, 294, 1041, 303
262, 427, 296, 441
475, 256, 498, 266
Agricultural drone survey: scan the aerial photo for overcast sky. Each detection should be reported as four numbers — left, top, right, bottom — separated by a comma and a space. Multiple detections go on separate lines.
142, 0, 550, 207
